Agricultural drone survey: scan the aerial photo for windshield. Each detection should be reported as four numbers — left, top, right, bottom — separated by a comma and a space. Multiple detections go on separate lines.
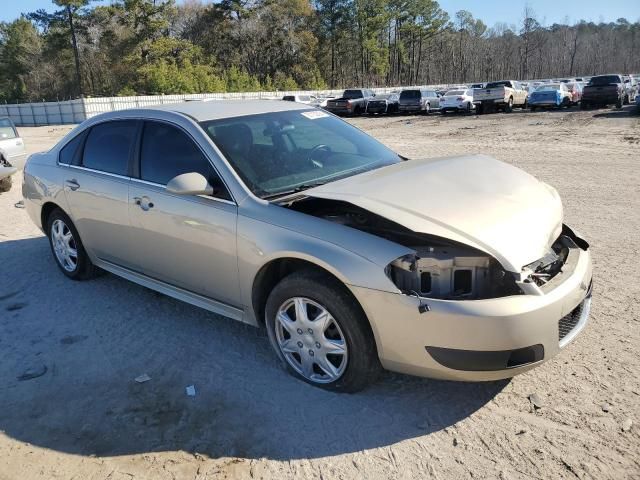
589, 75, 621, 86
535, 84, 560, 92
486, 81, 512, 88
343, 90, 363, 99
200, 110, 401, 198
400, 90, 421, 99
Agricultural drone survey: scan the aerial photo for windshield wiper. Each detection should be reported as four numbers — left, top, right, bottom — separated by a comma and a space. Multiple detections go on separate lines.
262, 181, 328, 200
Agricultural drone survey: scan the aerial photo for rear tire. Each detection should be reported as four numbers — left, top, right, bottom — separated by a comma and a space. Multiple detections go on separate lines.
46, 208, 100, 280
530, 106, 536, 112
0, 176, 11, 193
265, 269, 380, 393
616, 98, 623, 109
505, 97, 514, 113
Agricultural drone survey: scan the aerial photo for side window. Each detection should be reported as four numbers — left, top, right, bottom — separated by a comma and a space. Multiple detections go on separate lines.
140, 121, 231, 200
59, 131, 86, 165
0, 118, 17, 139
83, 121, 137, 176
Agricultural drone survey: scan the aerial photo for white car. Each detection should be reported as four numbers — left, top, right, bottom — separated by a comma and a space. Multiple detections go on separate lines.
310, 95, 337, 108
440, 89, 475, 114
282, 94, 317, 105
0, 117, 27, 193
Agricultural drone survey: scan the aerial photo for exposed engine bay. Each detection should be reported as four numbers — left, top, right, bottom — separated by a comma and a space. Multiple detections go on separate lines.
285, 198, 524, 299
284, 197, 588, 299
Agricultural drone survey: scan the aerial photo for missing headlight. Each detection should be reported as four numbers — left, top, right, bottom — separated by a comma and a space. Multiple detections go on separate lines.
387, 247, 521, 300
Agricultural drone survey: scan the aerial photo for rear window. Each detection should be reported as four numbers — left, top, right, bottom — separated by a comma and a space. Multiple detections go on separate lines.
486, 81, 512, 88
589, 75, 621, 85
0, 117, 17, 140
282, 96, 295, 101
589, 75, 620, 85
445, 90, 464, 96
400, 90, 421, 99
82, 121, 137, 176
343, 90, 363, 99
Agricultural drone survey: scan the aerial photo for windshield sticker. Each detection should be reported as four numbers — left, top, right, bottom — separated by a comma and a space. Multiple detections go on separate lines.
301, 110, 329, 120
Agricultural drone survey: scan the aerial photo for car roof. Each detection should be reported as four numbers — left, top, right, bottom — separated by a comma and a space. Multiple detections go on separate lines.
147, 99, 311, 121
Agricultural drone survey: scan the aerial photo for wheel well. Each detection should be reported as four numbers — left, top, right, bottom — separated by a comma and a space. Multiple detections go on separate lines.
251, 258, 367, 328
40, 202, 61, 232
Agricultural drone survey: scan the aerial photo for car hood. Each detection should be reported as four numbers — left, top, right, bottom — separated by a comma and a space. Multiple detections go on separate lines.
305, 155, 563, 272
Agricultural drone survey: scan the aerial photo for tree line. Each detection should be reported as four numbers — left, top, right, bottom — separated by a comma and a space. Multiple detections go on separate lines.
0, 0, 638, 102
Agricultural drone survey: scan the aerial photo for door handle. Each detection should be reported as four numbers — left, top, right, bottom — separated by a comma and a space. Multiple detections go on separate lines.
65, 179, 80, 191
133, 196, 154, 211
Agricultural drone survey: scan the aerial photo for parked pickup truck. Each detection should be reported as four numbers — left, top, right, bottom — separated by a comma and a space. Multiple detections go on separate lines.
581, 75, 625, 109
473, 80, 528, 113
325, 89, 375, 115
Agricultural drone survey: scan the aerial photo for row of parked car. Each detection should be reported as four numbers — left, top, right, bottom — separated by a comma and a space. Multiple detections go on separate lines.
283, 73, 640, 116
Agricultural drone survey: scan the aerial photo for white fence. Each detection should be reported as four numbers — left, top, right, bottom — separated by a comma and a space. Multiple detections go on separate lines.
1, 85, 456, 127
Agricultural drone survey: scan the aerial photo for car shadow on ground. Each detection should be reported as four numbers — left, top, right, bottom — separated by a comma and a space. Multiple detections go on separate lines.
0, 236, 508, 461
591, 105, 639, 118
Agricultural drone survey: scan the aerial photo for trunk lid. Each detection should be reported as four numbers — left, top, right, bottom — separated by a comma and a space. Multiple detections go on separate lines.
305, 155, 563, 271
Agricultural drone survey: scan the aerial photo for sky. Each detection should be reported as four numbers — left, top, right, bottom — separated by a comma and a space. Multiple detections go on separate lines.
1, 0, 636, 26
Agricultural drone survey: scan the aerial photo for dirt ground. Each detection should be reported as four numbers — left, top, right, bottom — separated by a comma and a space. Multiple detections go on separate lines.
1, 106, 639, 479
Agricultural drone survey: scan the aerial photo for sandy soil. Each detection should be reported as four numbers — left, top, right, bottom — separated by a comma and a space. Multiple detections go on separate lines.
1, 107, 639, 479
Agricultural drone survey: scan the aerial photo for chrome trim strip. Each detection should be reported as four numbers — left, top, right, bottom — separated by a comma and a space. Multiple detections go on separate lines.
94, 258, 247, 324
65, 164, 130, 180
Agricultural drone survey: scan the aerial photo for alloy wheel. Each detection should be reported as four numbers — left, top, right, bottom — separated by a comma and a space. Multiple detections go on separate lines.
51, 219, 78, 272
275, 297, 348, 384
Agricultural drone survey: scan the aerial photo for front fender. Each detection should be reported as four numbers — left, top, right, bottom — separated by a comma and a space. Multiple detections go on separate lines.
236, 214, 410, 324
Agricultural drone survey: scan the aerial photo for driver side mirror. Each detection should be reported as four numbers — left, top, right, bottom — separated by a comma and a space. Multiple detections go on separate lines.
166, 172, 214, 196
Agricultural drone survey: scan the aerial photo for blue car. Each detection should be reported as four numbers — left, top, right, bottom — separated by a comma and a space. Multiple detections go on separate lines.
529, 83, 572, 111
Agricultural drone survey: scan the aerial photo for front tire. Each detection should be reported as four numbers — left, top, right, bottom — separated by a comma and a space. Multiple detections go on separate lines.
46, 208, 99, 280
265, 270, 380, 392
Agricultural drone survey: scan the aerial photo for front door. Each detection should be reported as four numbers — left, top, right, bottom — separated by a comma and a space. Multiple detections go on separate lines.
128, 120, 240, 307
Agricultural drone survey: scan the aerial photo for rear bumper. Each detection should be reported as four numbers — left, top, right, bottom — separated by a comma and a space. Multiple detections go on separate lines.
441, 104, 468, 112
474, 98, 505, 105
350, 246, 593, 381
582, 95, 619, 104
398, 105, 423, 112
529, 99, 560, 106
326, 106, 354, 115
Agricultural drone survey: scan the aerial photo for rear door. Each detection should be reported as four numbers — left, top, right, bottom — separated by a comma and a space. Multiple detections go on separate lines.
128, 120, 240, 307
62, 120, 139, 267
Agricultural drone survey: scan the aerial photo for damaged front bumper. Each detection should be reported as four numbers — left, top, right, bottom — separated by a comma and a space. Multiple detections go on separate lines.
350, 245, 593, 381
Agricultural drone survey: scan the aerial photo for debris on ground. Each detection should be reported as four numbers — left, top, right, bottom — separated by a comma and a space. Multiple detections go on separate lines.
134, 374, 151, 383
621, 419, 633, 432
186, 385, 196, 396
601, 403, 611, 412
528, 393, 543, 410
